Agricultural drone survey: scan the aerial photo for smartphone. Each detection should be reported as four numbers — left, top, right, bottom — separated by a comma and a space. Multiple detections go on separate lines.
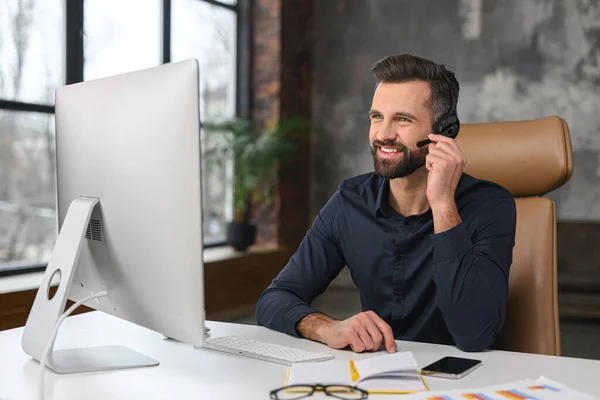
420, 356, 482, 379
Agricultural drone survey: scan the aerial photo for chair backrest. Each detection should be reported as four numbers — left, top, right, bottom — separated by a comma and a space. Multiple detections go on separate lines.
455, 116, 573, 356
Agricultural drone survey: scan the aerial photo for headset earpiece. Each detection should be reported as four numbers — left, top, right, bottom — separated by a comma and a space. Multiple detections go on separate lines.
438, 114, 460, 139
435, 69, 460, 139
417, 67, 461, 148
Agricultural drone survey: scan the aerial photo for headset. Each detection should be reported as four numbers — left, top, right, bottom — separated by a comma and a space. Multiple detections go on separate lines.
416, 67, 460, 148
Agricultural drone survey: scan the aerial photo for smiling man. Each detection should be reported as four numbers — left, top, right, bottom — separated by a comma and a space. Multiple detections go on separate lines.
255, 54, 517, 353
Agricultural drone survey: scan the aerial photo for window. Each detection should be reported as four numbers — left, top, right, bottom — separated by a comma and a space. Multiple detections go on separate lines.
0, 0, 250, 275
83, 0, 162, 81
0, 0, 63, 274
172, 0, 237, 244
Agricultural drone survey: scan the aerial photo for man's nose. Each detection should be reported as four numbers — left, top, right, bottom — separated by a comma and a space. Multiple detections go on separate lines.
378, 121, 396, 142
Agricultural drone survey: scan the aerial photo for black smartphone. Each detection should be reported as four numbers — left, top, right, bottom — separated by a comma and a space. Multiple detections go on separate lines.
420, 356, 482, 379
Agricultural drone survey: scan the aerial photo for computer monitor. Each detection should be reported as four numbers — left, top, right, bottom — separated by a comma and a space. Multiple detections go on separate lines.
21, 59, 205, 374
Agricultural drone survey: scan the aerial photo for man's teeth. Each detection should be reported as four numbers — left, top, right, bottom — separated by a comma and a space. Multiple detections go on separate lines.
381, 147, 399, 153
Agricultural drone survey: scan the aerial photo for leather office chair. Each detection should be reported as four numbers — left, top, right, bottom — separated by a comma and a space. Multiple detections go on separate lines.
455, 116, 573, 356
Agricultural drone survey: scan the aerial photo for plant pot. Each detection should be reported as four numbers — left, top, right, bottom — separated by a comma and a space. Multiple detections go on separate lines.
226, 221, 257, 252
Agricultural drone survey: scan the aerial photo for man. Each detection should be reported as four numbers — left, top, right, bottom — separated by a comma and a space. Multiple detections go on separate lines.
255, 54, 516, 354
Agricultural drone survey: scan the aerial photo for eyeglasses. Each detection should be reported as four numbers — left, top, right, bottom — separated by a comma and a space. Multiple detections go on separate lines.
270, 384, 368, 400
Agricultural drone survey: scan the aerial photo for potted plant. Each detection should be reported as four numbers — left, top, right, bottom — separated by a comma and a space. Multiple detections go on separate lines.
202, 117, 318, 252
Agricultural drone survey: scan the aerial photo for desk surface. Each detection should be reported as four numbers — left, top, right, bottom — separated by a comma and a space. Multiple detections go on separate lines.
0, 312, 598, 399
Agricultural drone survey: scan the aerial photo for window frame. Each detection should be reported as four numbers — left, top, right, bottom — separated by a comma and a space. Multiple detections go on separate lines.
0, 0, 251, 276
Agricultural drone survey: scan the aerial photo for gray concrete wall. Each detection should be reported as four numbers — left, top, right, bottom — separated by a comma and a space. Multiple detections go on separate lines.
311, 0, 600, 222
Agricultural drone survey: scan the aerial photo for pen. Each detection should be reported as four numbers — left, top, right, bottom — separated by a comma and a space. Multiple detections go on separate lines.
349, 360, 360, 382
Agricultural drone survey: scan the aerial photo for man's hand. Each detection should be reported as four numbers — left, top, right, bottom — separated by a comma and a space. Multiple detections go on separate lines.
297, 311, 397, 353
425, 134, 466, 209
425, 134, 465, 233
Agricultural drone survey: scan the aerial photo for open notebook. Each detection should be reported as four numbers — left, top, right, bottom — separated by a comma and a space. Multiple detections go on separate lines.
286, 351, 429, 394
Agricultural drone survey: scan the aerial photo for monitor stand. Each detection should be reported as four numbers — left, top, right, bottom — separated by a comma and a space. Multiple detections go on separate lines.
21, 196, 158, 374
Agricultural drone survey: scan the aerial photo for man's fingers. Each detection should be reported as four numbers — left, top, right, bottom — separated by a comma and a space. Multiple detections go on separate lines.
364, 321, 383, 351
348, 329, 365, 353
425, 154, 447, 170
352, 320, 374, 351
428, 134, 466, 164
428, 133, 458, 148
431, 141, 463, 164
366, 311, 396, 353
344, 312, 395, 353
427, 146, 454, 161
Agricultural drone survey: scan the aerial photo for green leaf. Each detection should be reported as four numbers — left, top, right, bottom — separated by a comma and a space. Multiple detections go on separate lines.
202, 116, 327, 221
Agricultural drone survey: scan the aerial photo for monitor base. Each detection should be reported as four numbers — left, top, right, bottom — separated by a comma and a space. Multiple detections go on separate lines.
50, 345, 158, 374
21, 197, 158, 374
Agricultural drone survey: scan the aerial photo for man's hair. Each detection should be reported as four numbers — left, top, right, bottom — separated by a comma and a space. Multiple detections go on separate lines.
371, 54, 459, 130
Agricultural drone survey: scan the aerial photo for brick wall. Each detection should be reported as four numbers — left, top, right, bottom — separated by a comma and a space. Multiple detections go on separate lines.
251, 0, 281, 244
252, 0, 315, 247
252, 0, 280, 130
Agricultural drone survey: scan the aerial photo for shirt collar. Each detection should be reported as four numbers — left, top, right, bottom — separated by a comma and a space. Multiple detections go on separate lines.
374, 176, 435, 219
375, 178, 392, 217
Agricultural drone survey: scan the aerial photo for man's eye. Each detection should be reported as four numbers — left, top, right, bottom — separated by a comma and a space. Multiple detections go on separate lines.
398, 117, 409, 122
372, 115, 382, 119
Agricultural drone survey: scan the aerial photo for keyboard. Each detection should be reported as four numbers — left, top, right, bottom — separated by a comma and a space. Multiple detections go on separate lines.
203, 336, 335, 366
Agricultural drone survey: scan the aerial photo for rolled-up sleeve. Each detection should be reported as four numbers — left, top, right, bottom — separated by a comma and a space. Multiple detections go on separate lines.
431, 195, 517, 352
255, 191, 347, 336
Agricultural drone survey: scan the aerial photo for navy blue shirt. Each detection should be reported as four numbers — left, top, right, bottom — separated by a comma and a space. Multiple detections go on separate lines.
255, 172, 516, 352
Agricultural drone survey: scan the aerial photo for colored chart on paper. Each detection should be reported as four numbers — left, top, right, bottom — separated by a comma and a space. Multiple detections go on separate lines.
415, 377, 593, 400
496, 389, 540, 399
462, 394, 495, 400
527, 385, 560, 392
424, 382, 564, 400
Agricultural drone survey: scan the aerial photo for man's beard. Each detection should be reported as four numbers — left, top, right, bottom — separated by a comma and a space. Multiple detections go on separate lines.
370, 139, 428, 179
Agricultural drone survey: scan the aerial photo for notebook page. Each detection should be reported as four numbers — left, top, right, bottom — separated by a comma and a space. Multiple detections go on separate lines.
288, 360, 350, 386
357, 373, 426, 393
355, 351, 419, 381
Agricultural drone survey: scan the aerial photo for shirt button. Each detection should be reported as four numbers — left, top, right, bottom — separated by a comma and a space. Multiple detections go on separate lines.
394, 249, 402, 262
394, 296, 402, 303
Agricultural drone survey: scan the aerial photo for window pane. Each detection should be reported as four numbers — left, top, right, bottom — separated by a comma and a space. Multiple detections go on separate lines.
84, 0, 162, 81
173, 0, 237, 244
172, 0, 237, 119
0, 110, 57, 271
0, 0, 64, 104
202, 128, 231, 244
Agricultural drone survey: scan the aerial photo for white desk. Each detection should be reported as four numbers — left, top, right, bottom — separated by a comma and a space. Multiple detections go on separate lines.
0, 312, 599, 399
